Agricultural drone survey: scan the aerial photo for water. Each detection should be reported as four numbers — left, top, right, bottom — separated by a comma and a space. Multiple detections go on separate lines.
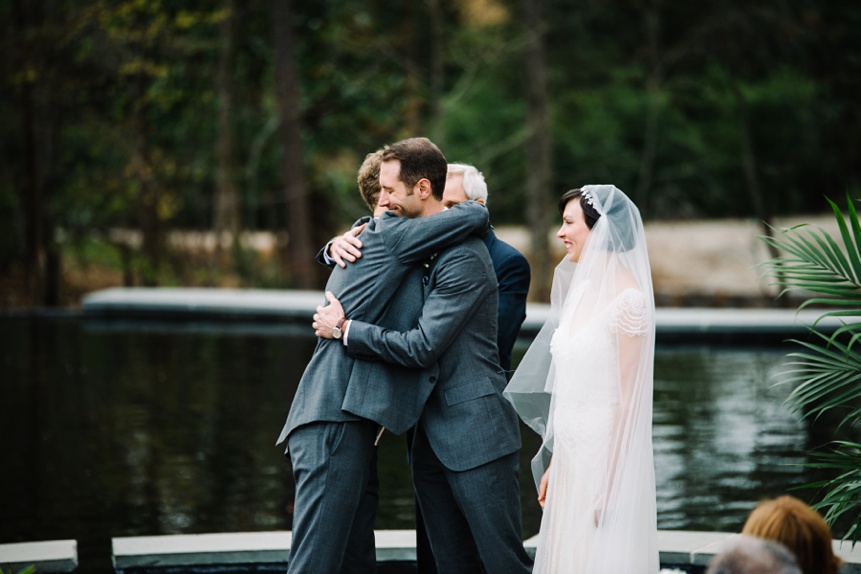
1, 315, 855, 572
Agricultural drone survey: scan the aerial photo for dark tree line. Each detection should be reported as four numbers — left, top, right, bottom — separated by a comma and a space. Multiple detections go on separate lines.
1, 0, 859, 306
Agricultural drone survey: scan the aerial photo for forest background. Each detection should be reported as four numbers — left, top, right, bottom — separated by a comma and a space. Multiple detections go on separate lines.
2, 0, 860, 309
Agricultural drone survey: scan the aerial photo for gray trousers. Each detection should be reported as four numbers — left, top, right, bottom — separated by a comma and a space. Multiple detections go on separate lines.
411, 424, 534, 574
287, 420, 380, 574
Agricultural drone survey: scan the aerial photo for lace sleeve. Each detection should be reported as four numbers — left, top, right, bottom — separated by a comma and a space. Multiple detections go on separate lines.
609, 289, 650, 337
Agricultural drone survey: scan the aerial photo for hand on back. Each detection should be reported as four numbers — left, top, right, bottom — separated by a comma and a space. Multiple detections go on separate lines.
329, 223, 367, 268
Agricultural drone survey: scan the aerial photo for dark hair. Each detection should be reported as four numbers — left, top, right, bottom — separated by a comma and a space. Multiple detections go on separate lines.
558, 188, 600, 229
558, 186, 638, 252
380, 137, 447, 200
357, 149, 384, 212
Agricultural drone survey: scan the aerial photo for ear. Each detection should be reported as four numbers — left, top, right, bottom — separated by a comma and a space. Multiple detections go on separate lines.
415, 178, 432, 199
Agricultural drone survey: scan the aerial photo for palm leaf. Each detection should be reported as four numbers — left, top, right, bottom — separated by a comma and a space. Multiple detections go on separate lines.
759, 205, 861, 296
800, 442, 861, 546
829, 195, 861, 282
761, 195, 861, 544
779, 335, 861, 424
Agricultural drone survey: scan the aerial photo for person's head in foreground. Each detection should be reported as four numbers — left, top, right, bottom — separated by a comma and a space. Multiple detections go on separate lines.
741, 495, 841, 574
706, 535, 801, 574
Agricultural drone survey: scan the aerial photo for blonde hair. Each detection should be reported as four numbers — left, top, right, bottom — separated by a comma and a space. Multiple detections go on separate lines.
741, 495, 841, 574
357, 149, 384, 212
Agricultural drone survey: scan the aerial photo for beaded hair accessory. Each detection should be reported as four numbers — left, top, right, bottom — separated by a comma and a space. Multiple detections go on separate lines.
581, 188, 596, 208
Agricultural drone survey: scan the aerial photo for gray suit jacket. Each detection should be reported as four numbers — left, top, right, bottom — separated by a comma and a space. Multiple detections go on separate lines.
346, 237, 522, 472
277, 201, 489, 446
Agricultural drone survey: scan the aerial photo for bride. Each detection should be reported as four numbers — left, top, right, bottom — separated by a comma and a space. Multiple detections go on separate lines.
504, 185, 658, 573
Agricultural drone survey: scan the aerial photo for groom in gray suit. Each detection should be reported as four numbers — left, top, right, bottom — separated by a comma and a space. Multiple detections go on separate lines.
277, 138, 490, 573
316, 148, 533, 572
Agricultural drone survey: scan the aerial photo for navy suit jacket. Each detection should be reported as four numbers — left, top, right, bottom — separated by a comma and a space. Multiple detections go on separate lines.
484, 229, 530, 376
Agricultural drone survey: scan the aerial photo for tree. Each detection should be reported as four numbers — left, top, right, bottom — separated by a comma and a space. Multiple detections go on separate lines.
214, 0, 240, 264
273, 0, 316, 289
522, 0, 552, 300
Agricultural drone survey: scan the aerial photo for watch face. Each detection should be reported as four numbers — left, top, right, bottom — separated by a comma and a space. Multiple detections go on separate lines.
332, 326, 342, 339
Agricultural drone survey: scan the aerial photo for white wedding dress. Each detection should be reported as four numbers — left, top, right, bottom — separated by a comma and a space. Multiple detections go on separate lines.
505, 185, 659, 574
534, 287, 656, 573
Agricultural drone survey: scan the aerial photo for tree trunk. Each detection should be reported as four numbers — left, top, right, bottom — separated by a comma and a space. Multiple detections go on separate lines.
42, 118, 61, 306
136, 86, 161, 286
730, 73, 784, 304
214, 0, 240, 265
427, 0, 446, 146
635, 4, 663, 219
13, 0, 44, 305
730, 75, 775, 245
523, 0, 552, 301
401, 6, 422, 139
133, 9, 162, 287
273, 0, 316, 289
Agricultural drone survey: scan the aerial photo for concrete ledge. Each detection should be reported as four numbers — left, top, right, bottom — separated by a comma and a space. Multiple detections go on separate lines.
113, 530, 861, 574
81, 287, 859, 343
6, 530, 857, 572
0, 539, 78, 573
112, 530, 420, 570
527, 530, 861, 572
657, 529, 728, 565
82, 288, 324, 320
113, 532, 291, 569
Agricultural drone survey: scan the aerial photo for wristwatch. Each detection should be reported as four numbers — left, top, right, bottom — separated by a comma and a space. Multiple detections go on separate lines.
332, 316, 347, 340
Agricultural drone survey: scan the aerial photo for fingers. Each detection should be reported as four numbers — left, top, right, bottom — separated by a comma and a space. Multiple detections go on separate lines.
331, 229, 364, 268
311, 292, 343, 338
538, 470, 549, 509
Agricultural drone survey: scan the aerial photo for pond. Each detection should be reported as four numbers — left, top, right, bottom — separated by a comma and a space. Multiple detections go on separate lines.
0, 314, 855, 572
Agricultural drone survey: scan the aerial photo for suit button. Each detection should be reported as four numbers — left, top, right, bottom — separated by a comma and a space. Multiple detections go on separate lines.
428, 376, 437, 384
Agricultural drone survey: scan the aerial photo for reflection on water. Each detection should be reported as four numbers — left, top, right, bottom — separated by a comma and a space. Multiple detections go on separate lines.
1, 317, 855, 572
653, 349, 810, 532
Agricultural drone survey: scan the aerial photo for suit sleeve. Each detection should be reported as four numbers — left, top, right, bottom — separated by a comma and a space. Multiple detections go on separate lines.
346, 248, 493, 368
495, 251, 531, 368
315, 243, 335, 268
384, 201, 489, 265
314, 216, 374, 269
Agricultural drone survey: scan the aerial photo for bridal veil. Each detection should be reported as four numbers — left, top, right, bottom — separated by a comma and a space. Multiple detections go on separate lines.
504, 185, 658, 572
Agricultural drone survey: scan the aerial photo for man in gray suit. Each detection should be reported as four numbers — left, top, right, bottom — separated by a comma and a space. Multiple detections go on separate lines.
277, 138, 489, 574
316, 153, 533, 572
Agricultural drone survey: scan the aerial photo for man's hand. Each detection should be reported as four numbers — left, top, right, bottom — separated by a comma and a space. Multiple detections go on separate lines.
313, 291, 346, 339
328, 223, 367, 268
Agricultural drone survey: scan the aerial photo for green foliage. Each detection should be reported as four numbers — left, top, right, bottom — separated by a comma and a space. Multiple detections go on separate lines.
0, 566, 36, 574
759, 193, 861, 544
3, 0, 861, 297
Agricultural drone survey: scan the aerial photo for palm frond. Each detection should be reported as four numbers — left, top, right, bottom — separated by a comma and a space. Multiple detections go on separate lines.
760, 195, 861, 544
830, 196, 861, 282
779, 335, 861, 424
802, 442, 861, 546
758, 201, 861, 297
